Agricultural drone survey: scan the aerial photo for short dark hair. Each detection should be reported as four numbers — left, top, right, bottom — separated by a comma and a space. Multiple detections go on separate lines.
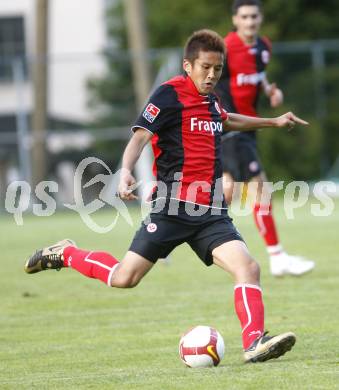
232, 0, 262, 14
184, 29, 225, 63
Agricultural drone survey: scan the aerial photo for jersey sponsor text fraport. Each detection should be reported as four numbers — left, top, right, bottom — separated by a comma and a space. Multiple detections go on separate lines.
190, 118, 223, 134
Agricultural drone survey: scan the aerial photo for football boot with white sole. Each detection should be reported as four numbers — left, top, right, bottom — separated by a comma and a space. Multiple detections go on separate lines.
244, 331, 296, 363
24, 239, 76, 274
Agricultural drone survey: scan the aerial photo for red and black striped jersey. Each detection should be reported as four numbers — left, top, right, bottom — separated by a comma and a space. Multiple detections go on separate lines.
215, 31, 272, 117
132, 75, 228, 208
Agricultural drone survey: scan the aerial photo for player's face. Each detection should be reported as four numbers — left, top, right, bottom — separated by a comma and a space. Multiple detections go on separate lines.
233, 5, 263, 42
184, 51, 224, 95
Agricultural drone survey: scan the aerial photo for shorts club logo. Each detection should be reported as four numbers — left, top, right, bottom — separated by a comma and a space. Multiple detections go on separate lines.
143, 103, 161, 123
147, 223, 157, 233
249, 161, 260, 172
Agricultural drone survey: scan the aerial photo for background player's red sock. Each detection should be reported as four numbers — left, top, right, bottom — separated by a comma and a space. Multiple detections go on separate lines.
253, 203, 283, 255
63, 246, 119, 286
234, 284, 264, 349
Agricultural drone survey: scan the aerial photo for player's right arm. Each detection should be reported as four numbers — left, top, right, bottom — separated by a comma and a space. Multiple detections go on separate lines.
118, 129, 153, 200
118, 83, 174, 200
118, 83, 176, 200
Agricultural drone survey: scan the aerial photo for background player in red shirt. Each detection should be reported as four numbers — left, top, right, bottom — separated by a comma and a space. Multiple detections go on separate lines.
24, 29, 306, 363
215, 0, 315, 277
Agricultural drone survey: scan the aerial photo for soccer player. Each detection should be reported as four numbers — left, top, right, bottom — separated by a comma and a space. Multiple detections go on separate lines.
24, 29, 303, 363
215, 0, 315, 276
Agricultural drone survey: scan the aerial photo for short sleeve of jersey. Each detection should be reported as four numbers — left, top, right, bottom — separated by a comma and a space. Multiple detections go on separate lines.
215, 94, 228, 121
132, 84, 176, 135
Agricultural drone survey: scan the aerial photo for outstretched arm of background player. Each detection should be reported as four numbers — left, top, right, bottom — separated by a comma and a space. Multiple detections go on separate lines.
223, 112, 309, 131
262, 75, 284, 108
118, 128, 153, 200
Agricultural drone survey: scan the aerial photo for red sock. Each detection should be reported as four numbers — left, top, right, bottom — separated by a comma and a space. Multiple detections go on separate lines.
253, 203, 280, 247
234, 284, 264, 350
63, 246, 119, 286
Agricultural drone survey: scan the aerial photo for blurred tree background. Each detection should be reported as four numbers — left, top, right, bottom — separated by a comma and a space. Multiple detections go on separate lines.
88, 0, 339, 181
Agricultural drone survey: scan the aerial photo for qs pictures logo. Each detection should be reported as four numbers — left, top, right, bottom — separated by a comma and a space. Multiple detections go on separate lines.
65, 157, 136, 233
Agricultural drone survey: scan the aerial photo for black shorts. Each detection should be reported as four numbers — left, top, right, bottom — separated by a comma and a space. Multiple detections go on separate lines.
129, 207, 244, 266
222, 134, 262, 181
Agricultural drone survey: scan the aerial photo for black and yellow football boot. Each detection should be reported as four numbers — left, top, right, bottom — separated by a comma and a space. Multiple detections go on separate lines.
24, 239, 76, 274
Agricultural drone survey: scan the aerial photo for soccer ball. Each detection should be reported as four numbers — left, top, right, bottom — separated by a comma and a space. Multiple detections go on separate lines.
179, 325, 225, 368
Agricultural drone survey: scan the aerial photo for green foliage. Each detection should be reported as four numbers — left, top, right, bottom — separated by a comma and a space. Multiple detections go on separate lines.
258, 122, 324, 182
257, 51, 323, 181
324, 53, 339, 170
87, 7, 136, 128
86, 2, 136, 166
146, 0, 232, 47
261, 0, 339, 40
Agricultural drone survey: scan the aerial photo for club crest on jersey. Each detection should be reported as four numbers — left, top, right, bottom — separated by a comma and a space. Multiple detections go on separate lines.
261, 50, 270, 64
143, 103, 160, 123
146, 223, 157, 233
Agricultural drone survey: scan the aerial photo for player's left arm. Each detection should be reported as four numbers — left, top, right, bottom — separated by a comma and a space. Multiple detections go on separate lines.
261, 74, 284, 108
223, 112, 308, 131
260, 35, 283, 108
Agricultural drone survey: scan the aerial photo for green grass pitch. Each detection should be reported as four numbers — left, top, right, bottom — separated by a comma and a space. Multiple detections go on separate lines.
0, 198, 338, 389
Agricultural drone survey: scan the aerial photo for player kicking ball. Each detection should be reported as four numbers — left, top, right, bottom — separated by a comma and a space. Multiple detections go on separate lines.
25, 29, 302, 363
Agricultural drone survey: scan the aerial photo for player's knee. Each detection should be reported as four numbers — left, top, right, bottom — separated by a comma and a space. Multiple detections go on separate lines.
248, 259, 260, 279
111, 273, 141, 288
126, 275, 142, 288
234, 257, 260, 282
